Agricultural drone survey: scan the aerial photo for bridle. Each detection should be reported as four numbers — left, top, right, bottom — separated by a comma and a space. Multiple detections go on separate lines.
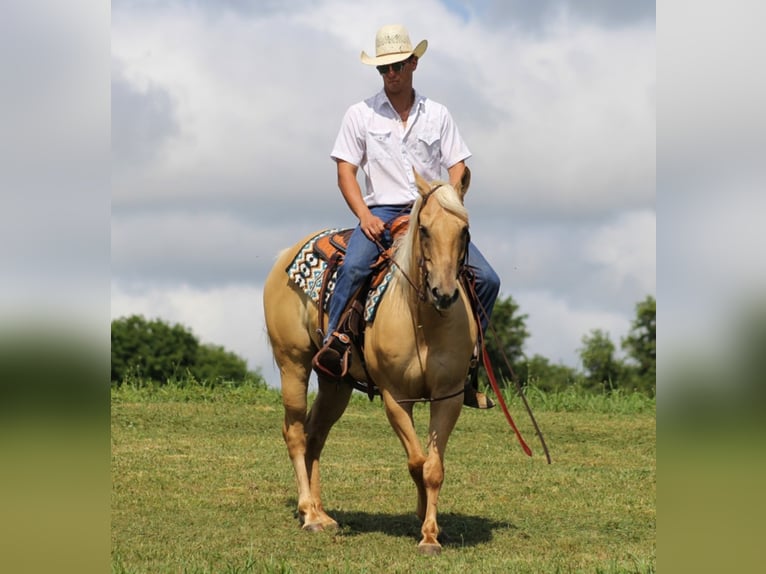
374, 183, 469, 304
371, 184, 475, 405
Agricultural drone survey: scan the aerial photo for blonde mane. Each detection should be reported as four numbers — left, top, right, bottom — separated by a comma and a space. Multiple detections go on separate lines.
392, 181, 469, 296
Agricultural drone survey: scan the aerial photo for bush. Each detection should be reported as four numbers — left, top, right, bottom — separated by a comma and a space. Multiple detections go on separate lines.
191, 343, 249, 384
517, 354, 580, 392
111, 315, 262, 387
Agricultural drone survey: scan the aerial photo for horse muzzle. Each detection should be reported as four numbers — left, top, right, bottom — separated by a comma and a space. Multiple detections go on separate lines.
429, 285, 460, 311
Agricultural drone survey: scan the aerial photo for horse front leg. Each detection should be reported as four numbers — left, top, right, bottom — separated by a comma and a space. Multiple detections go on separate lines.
380, 392, 432, 538
418, 393, 463, 555
302, 377, 353, 531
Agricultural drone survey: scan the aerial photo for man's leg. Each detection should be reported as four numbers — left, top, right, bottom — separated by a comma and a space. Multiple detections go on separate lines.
466, 242, 501, 334
312, 226, 380, 378
463, 242, 501, 408
313, 206, 405, 378
322, 205, 405, 341
323, 227, 380, 341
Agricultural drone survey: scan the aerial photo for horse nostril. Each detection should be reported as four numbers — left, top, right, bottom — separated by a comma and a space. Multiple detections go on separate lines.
431, 286, 459, 310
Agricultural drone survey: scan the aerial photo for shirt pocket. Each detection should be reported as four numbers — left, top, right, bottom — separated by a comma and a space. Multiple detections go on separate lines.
414, 128, 441, 164
366, 130, 393, 161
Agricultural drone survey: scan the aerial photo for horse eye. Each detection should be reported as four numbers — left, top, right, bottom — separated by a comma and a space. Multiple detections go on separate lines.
419, 225, 429, 238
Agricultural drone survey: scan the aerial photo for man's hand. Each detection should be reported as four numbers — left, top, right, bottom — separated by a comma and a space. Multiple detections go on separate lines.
359, 211, 385, 242
336, 159, 384, 241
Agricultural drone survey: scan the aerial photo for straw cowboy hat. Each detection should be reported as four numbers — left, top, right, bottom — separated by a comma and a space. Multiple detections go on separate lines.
360, 24, 428, 66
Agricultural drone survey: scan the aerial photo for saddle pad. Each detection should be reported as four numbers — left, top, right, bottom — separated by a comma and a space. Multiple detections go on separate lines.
285, 229, 395, 323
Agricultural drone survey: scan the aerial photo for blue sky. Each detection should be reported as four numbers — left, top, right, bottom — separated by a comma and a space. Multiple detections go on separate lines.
110, 0, 656, 386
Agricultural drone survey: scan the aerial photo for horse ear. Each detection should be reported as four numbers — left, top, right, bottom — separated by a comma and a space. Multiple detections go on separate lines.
414, 169, 430, 197
457, 166, 471, 199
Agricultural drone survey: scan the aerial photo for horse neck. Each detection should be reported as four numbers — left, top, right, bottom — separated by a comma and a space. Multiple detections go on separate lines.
391, 209, 425, 305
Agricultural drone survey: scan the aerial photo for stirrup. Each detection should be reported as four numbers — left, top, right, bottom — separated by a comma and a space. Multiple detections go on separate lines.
463, 382, 495, 409
463, 360, 495, 409
312, 332, 351, 379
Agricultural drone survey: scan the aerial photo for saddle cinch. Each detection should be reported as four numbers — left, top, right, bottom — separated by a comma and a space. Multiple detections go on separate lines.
312, 215, 410, 398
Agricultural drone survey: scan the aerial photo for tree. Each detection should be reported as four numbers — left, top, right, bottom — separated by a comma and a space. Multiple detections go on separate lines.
621, 295, 656, 395
517, 354, 579, 392
111, 315, 198, 383
578, 329, 625, 391
111, 315, 260, 385
481, 294, 530, 385
193, 343, 250, 383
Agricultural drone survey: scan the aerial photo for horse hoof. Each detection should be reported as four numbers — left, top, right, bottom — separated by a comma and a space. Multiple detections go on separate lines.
418, 542, 442, 556
302, 523, 324, 533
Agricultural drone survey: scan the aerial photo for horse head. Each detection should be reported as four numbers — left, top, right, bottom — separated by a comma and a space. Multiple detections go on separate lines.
412, 169, 471, 311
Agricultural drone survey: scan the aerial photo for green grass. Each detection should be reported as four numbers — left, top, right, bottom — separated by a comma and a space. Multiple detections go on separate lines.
112, 382, 655, 573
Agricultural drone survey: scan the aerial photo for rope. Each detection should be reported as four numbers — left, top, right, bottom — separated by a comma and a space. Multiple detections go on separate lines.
395, 387, 465, 405
464, 270, 552, 464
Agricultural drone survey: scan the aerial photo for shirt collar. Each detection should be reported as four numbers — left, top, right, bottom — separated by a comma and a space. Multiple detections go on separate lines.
375, 89, 426, 115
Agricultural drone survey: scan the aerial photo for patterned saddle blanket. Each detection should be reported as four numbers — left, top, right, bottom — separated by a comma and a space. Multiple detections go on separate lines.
285, 218, 409, 324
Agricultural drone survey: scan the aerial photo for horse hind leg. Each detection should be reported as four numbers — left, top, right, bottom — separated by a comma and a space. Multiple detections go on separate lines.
272, 335, 333, 531
280, 375, 343, 533
265, 243, 347, 532
301, 377, 353, 531
282, 367, 340, 532
408, 458, 427, 524
278, 357, 324, 531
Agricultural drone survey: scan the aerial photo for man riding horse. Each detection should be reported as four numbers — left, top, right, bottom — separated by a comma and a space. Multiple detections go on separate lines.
313, 24, 501, 409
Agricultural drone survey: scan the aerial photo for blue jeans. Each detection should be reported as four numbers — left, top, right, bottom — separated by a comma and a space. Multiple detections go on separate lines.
325, 205, 500, 341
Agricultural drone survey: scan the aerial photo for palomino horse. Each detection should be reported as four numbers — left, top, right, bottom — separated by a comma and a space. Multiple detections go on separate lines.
263, 170, 477, 555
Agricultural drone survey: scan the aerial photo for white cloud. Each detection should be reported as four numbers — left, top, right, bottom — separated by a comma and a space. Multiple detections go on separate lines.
110, 0, 655, 383
111, 6, 354, 207
583, 209, 656, 295
468, 18, 655, 216
111, 211, 293, 284
111, 282, 279, 385
519, 290, 631, 366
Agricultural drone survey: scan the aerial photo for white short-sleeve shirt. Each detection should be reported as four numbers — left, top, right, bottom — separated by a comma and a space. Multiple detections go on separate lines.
331, 89, 472, 206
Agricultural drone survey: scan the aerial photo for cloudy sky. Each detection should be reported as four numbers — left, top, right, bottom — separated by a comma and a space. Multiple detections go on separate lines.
111, 0, 656, 386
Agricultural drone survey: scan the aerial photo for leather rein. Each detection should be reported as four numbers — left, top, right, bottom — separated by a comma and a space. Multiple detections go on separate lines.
370, 232, 425, 302
372, 185, 473, 406
372, 184, 454, 304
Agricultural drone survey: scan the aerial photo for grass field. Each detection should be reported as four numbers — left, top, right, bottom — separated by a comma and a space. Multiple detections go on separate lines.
111, 382, 655, 573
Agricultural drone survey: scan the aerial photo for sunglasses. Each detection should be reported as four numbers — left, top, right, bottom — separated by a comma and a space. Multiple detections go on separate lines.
376, 59, 410, 74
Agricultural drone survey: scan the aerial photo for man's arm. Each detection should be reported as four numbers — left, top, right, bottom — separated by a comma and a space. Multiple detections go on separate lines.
336, 159, 385, 241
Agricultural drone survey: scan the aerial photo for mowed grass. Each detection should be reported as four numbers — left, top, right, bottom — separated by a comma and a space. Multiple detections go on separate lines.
112, 383, 655, 573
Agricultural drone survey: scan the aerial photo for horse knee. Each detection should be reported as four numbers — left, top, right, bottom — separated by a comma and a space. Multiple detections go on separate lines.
283, 417, 307, 454
407, 457, 428, 486
422, 458, 444, 490
407, 455, 426, 473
